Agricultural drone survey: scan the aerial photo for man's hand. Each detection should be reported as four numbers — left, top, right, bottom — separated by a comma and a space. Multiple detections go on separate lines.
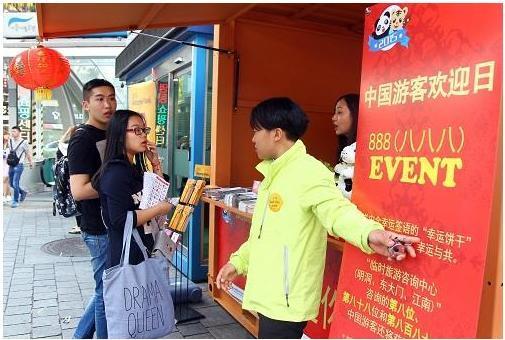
368, 230, 420, 261
216, 263, 238, 290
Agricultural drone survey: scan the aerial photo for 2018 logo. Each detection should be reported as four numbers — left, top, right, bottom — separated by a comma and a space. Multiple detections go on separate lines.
368, 5, 410, 52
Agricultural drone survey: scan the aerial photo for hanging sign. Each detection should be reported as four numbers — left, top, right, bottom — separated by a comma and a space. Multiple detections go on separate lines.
128, 80, 156, 142
16, 85, 32, 142
155, 80, 169, 147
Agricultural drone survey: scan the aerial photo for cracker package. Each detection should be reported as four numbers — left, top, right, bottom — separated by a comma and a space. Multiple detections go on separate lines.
166, 179, 206, 233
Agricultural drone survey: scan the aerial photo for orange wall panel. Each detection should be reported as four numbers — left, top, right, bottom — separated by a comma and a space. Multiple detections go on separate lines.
229, 20, 363, 186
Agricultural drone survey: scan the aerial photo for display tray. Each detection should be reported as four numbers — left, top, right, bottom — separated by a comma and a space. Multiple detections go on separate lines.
201, 196, 253, 221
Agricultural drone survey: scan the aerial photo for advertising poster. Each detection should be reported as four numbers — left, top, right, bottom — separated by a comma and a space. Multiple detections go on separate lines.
330, 4, 502, 338
128, 80, 156, 143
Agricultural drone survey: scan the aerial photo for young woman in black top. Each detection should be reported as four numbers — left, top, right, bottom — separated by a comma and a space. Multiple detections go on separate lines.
332, 93, 359, 158
332, 93, 360, 199
92, 109, 173, 268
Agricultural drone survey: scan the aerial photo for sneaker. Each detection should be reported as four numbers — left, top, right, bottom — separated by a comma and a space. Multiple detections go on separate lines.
68, 226, 81, 234
4, 196, 11, 204
11, 202, 19, 208
20, 191, 27, 202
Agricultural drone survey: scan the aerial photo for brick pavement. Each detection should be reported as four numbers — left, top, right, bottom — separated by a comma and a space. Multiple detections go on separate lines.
3, 191, 253, 339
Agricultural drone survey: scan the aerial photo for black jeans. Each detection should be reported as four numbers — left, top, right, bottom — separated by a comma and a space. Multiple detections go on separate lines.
258, 313, 307, 339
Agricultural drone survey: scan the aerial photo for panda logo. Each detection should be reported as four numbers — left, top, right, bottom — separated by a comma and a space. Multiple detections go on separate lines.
369, 4, 409, 52
372, 11, 391, 40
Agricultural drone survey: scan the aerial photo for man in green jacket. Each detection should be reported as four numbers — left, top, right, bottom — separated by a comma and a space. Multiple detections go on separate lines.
216, 97, 420, 339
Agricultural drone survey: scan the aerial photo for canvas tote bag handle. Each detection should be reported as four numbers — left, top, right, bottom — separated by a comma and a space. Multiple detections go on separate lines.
119, 211, 149, 266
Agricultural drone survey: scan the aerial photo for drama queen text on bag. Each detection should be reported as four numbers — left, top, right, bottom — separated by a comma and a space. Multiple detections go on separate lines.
123, 279, 167, 337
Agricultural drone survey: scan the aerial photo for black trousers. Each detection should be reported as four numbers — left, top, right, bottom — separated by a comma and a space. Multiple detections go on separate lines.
258, 313, 308, 339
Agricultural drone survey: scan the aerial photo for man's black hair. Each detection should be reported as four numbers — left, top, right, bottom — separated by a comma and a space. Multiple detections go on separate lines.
250, 97, 309, 141
11, 126, 21, 132
82, 79, 115, 101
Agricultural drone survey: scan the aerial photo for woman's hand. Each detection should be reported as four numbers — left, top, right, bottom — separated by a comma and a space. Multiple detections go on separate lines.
145, 141, 160, 165
156, 201, 173, 216
136, 202, 174, 226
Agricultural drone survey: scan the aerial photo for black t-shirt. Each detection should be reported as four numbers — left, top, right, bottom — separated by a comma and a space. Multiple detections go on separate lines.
99, 159, 154, 269
68, 124, 107, 235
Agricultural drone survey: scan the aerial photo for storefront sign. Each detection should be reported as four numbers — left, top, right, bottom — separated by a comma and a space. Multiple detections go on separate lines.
330, 4, 502, 339
155, 80, 169, 147
3, 12, 38, 38
194, 164, 211, 179
3, 59, 9, 127
16, 85, 32, 142
42, 101, 63, 131
128, 80, 156, 143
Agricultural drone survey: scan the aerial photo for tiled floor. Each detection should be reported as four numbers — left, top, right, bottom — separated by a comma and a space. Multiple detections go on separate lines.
3, 191, 254, 339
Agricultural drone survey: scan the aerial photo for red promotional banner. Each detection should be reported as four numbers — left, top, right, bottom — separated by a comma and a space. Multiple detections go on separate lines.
330, 4, 502, 339
303, 243, 343, 338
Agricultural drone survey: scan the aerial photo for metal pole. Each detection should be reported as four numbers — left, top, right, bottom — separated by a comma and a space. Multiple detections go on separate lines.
130, 31, 235, 55
130, 31, 241, 111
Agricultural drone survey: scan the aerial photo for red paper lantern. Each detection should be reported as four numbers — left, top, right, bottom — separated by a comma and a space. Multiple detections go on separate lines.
8, 45, 70, 101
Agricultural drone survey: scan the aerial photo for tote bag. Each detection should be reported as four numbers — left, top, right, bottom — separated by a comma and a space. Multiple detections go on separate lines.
103, 211, 175, 339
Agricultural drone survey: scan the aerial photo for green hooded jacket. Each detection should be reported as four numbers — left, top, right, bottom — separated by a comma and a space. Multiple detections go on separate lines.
229, 140, 383, 322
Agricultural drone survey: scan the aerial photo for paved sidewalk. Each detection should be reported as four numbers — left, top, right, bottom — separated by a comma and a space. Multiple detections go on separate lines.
3, 191, 253, 339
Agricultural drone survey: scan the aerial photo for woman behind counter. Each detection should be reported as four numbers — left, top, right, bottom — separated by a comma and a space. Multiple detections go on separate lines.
332, 93, 359, 199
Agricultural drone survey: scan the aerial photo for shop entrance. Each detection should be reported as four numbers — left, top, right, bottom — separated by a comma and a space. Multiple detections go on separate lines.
170, 67, 192, 252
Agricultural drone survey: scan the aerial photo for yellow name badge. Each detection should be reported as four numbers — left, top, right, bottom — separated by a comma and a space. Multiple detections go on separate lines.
269, 193, 283, 212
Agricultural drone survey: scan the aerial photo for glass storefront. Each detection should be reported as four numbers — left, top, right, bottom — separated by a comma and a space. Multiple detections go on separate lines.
171, 68, 192, 251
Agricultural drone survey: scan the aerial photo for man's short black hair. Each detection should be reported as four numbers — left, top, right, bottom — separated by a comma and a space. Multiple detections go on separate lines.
11, 126, 21, 132
83, 79, 115, 101
250, 97, 309, 141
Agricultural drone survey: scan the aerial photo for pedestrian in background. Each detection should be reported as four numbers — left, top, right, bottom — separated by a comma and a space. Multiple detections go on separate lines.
3, 129, 12, 203
7, 126, 33, 208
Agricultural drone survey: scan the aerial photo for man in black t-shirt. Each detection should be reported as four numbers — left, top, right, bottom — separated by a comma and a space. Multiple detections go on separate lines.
68, 79, 116, 339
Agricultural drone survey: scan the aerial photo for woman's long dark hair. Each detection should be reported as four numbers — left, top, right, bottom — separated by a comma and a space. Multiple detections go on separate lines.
336, 93, 359, 160
92, 109, 148, 190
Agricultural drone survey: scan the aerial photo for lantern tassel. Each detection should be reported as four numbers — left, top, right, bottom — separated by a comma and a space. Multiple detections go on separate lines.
34, 88, 52, 101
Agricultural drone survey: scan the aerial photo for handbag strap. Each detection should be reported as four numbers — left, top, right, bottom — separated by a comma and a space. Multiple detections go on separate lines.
119, 211, 134, 266
132, 228, 149, 260
119, 211, 149, 266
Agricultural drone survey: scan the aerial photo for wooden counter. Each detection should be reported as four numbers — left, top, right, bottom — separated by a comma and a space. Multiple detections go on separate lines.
203, 195, 346, 338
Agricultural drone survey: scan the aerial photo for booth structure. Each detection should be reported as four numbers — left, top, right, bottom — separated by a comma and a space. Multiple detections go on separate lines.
205, 5, 502, 338
35, 3, 502, 338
